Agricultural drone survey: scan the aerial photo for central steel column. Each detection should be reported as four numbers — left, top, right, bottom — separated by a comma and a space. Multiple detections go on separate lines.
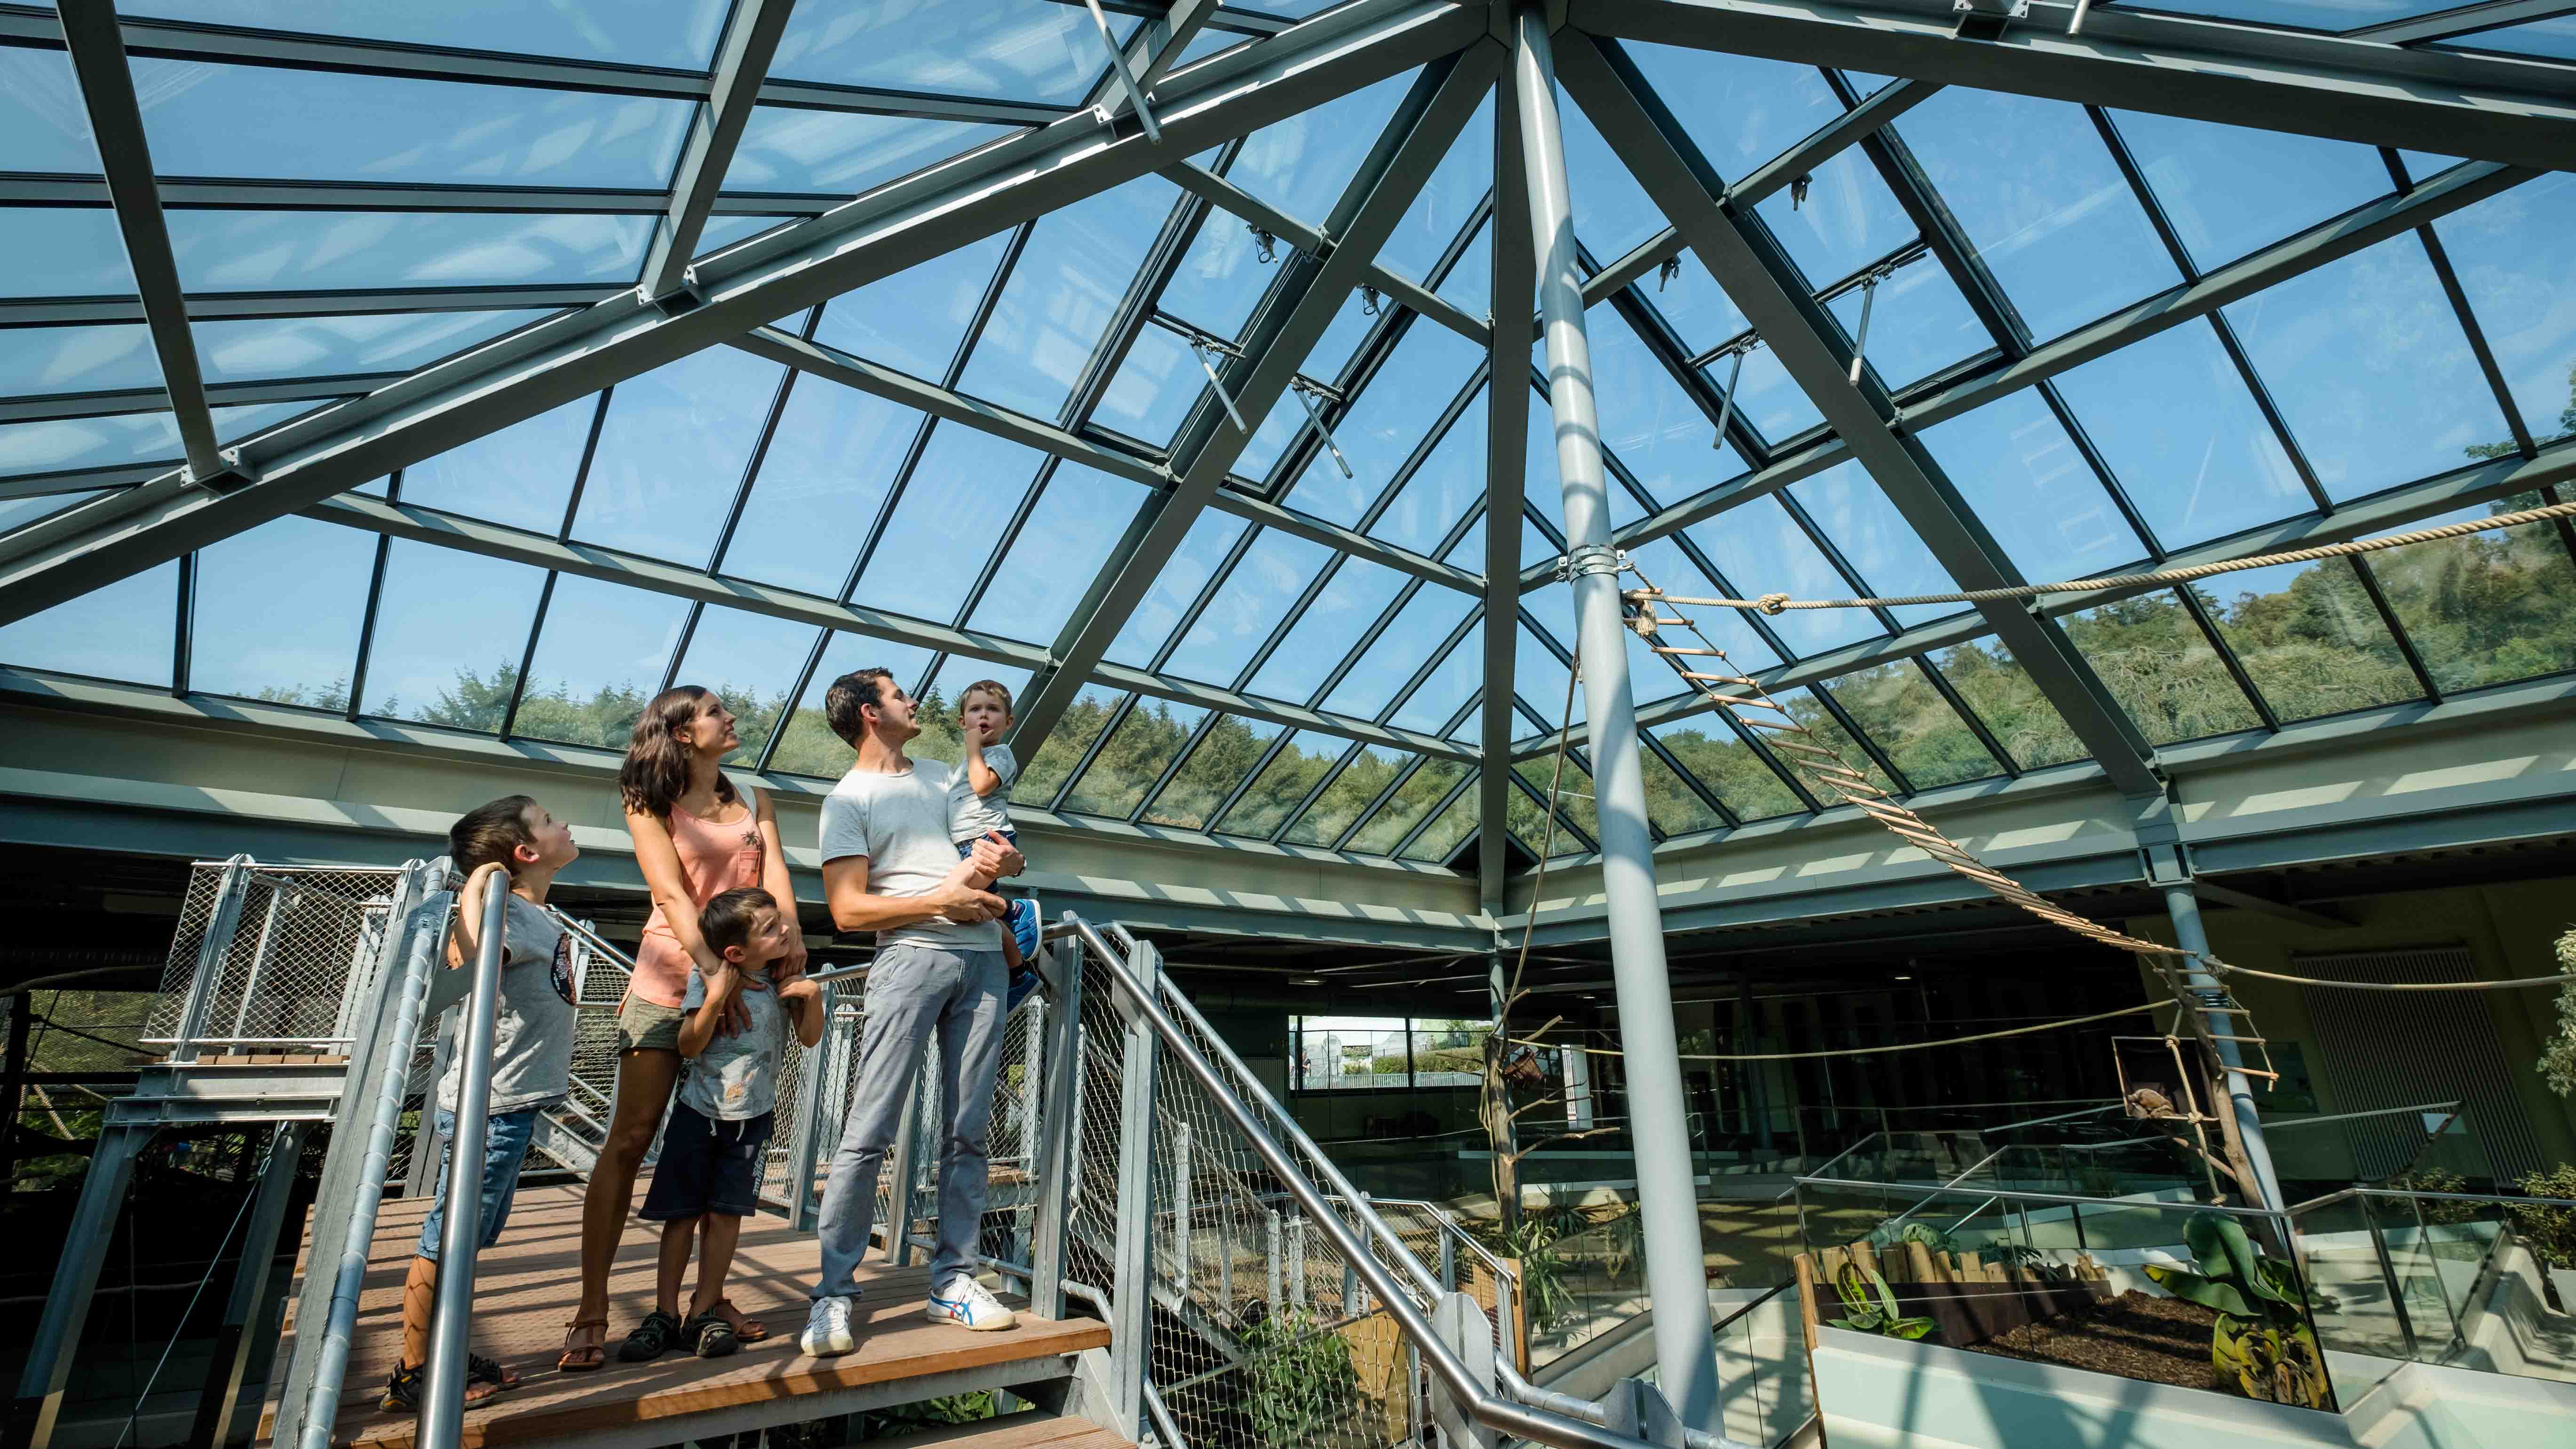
1510, 8, 1720, 1425
2163, 884, 2286, 1211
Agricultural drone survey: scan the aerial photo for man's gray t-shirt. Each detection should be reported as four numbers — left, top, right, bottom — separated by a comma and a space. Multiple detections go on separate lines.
947, 744, 1016, 842
435, 892, 576, 1115
818, 760, 1003, 953
678, 967, 785, 1120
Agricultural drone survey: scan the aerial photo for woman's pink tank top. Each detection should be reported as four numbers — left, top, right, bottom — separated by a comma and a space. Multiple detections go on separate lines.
629, 798, 765, 1008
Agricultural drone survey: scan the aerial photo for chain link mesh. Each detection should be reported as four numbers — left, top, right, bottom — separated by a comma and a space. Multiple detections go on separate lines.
144, 862, 405, 1055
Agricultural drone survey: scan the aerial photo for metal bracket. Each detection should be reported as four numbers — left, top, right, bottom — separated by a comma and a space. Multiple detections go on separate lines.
1554, 542, 1626, 583
1952, 0, 2031, 40
182, 451, 264, 495
637, 277, 707, 317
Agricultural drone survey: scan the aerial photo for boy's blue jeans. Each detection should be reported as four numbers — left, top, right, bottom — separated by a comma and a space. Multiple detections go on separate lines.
415, 1106, 539, 1260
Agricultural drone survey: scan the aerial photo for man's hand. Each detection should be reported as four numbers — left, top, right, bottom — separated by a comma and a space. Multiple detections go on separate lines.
777, 977, 821, 1013
930, 880, 1009, 923
966, 831, 1024, 881
779, 926, 809, 981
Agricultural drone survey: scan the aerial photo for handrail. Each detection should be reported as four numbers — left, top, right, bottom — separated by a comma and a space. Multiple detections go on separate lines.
539, 904, 639, 976
2288, 1184, 2576, 1214
2261, 1100, 2462, 1132
420, 881, 509, 1449
1795, 1174, 2289, 1221
1070, 918, 1745, 1449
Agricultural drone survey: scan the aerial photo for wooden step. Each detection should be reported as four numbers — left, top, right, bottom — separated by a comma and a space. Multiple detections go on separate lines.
263, 1182, 1112, 1449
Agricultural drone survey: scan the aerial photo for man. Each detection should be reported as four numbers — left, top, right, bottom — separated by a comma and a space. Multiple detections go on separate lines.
802, 668, 1026, 1354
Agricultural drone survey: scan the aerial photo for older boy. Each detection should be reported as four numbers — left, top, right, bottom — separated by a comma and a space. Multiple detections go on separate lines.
802, 668, 1023, 1356
382, 796, 580, 1413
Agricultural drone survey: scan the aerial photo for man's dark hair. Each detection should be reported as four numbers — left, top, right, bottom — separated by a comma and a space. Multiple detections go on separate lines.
823, 667, 896, 747
448, 795, 538, 878
699, 887, 779, 958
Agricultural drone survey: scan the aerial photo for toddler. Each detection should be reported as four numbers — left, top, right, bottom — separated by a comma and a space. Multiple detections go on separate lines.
951, 680, 1042, 1011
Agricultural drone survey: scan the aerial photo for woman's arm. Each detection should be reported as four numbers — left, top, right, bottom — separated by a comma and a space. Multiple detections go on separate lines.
751, 788, 807, 980
630, 807, 724, 975
821, 855, 1005, 934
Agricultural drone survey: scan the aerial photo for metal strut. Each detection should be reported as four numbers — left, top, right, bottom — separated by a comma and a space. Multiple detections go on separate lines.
1189, 338, 1251, 434
1291, 377, 1355, 479
1080, 0, 1163, 143
1707, 337, 1757, 452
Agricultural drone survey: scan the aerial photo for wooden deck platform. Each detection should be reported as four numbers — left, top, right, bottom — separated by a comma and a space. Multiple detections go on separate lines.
264, 1183, 1112, 1449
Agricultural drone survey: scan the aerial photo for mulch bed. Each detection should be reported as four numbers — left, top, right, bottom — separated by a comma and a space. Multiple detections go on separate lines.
1965, 1290, 2222, 1391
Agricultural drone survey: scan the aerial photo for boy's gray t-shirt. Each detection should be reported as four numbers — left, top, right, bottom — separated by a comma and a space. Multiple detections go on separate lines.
678, 968, 785, 1120
818, 760, 1003, 953
435, 891, 576, 1115
947, 744, 1016, 842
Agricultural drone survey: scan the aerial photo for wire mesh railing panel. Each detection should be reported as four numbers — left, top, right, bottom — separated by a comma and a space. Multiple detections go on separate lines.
145, 863, 405, 1054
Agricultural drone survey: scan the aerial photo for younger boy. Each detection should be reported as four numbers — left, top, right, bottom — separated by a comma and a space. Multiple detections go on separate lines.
951, 680, 1042, 1012
623, 888, 824, 1360
383, 796, 581, 1413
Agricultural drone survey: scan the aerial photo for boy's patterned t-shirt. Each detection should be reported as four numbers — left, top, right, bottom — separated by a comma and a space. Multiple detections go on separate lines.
678, 966, 785, 1121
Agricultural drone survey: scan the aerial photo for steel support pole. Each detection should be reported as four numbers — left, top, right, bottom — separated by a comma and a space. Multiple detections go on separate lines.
1029, 936, 1088, 1319
419, 883, 508, 1449
1509, 9, 1718, 1428
193, 1120, 308, 1449
2162, 883, 2285, 1212
7, 1121, 146, 1449
1105, 940, 1163, 1442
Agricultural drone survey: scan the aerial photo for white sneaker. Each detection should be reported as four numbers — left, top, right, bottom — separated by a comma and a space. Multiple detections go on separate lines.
927, 1273, 1016, 1331
801, 1295, 856, 1356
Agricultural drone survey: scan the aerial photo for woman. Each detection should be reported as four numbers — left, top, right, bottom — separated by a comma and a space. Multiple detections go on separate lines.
559, 686, 807, 1372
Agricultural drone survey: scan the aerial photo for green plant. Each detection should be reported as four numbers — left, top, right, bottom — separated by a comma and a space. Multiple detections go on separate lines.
2144, 1213, 2331, 1409
2392, 1167, 2482, 1227
1866, 1220, 1958, 1256
2511, 1164, 2576, 1271
1238, 1306, 1360, 1440
1500, 1214, 1576, 1331
1823, 1262, 1936, 1341
2541, 926, 2576, 1096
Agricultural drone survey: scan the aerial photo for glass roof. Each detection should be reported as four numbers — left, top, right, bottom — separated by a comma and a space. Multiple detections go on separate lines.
4, 0, 2572, 877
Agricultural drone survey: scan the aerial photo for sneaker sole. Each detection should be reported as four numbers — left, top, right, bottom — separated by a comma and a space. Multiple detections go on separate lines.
800, 1328, 856, 1356
927, 1309, 1017, 1331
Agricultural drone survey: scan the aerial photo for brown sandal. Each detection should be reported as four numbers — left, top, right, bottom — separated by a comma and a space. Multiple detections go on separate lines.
558, 1317, 610, 1373
708, 1298, 769, 1343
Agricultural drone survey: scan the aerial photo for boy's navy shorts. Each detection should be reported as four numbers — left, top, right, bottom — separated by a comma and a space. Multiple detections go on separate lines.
641, 1102, 774, 1220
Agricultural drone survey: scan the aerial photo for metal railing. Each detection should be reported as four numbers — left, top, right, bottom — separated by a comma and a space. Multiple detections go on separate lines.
145, 856, 407, 1060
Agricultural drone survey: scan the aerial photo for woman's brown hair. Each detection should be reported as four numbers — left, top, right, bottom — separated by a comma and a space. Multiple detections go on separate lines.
618, 685, 741, 818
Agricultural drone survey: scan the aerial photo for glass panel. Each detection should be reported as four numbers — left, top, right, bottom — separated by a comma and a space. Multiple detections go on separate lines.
1788, 459, 1963, 626
1556, 84, 1667, 259
765, 632, 939, 778
1012, 683, 1121, 804
1504, 773, 1588, 857
2433, 172, 2576, 449
1229, 69, 1417, 231
1929, 639, 2089, 769
513, 574, 689, 747
2107, 111, 2390, 272
1918, 389, 2147, 580
1303, 288, 1385, 394
0, 325, 159, 397
128, 0, 733, 69
1285, 744, 1407, 847
1513, 756, 1600, 848
967, 463, 1150, 644
2140, 0, 2446, 29
2196, 559, 2422, 723
669, 606, 821, 765
358, 540, 548, 727
959, 176, 1178, 421
1285, 322, 1484, 527
694, 214, 794, 258
1141, 714, 1289, 831
850, 424, 1046, 624
2363, 503, 2576, 693
1586, 306, 1740, 505
0, 491, 108, 542
1322, 586, 1476, 721
811, 231, 1015, 382
1389, 633, 1481, 736
2437, 14, 2576, 59
1399, 787, 1477, 863
1163, 530, 1332, 685
1820, 253, 1991, 392
1382, 93, 1492, 288
196, 310, 552, 386
1644, 256, 1822, 444
1158, 211, 1270, 341
131, 60, 691, 188
1, 48, 101, 174
399, 393, 594, 534
1365, 394, 1484, 558
721, 109, 1011, 199
1347, 759, 1471, 855
1685, 496, 1885, 658
13, 209, 137, 298
1622, 44, 1846, 186
1092, 322, 1200, 447
1245, 558, 1410, 705
1822, 661, 2003, 789
1105, 511, 1249, 667
1232, 390, 1310, 484
0, 402, 315, 481
1640, 745, 1725, 837
572, 345, 787, 563
2063, 592, 2264, 744
1064, 699, 1211, 818
772, 0, 1109, 104
1775, 689, 1900, 794
1216, 733, 1345, 838
1436, 216, 1492, 314
171, 212, 653, 292
2222, 234, 2509, 500
0, 561, 174, 686
1514, 619, 1584, 734
916, 655, 1035, 766
1654, 720, 1806, 820
1897, 88, 2183, 342
190, 515, 371, 705
2050, 320, 2312, 550
1751, 150, 1914, 294
719, 378, 919, 596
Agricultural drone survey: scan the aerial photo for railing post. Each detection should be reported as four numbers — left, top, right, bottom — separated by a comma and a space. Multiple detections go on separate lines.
418, 882, 509, 1449
230, 880, 288, 1042
1030, 933, 1088, 1318
1018, 996, 1045, 1172
1267, 1209, 1284, 1311
786, 988, 835, 1234
888, 1043, 929, 1266
1101, 938, 1163, 1441
1173, 1120, 1195, 1299
171, 854, 254, 1062
1431, 1291, 1499, 1449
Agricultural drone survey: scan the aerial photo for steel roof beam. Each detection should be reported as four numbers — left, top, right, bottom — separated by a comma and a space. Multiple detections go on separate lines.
0, 375, 385, 428
638, 0, 798, 303
1009, 42, 1505, 748
52, 1, 228, 485
2347, 0, 2576, 45
1514, 430, 2576, 758
1578, 0, 2576, 170
1482, 60, 1538, 913
0, 0, 1488, 626
1557, 32, 2165, 796
0, 285, 628, 328
0, 176, 824, 214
